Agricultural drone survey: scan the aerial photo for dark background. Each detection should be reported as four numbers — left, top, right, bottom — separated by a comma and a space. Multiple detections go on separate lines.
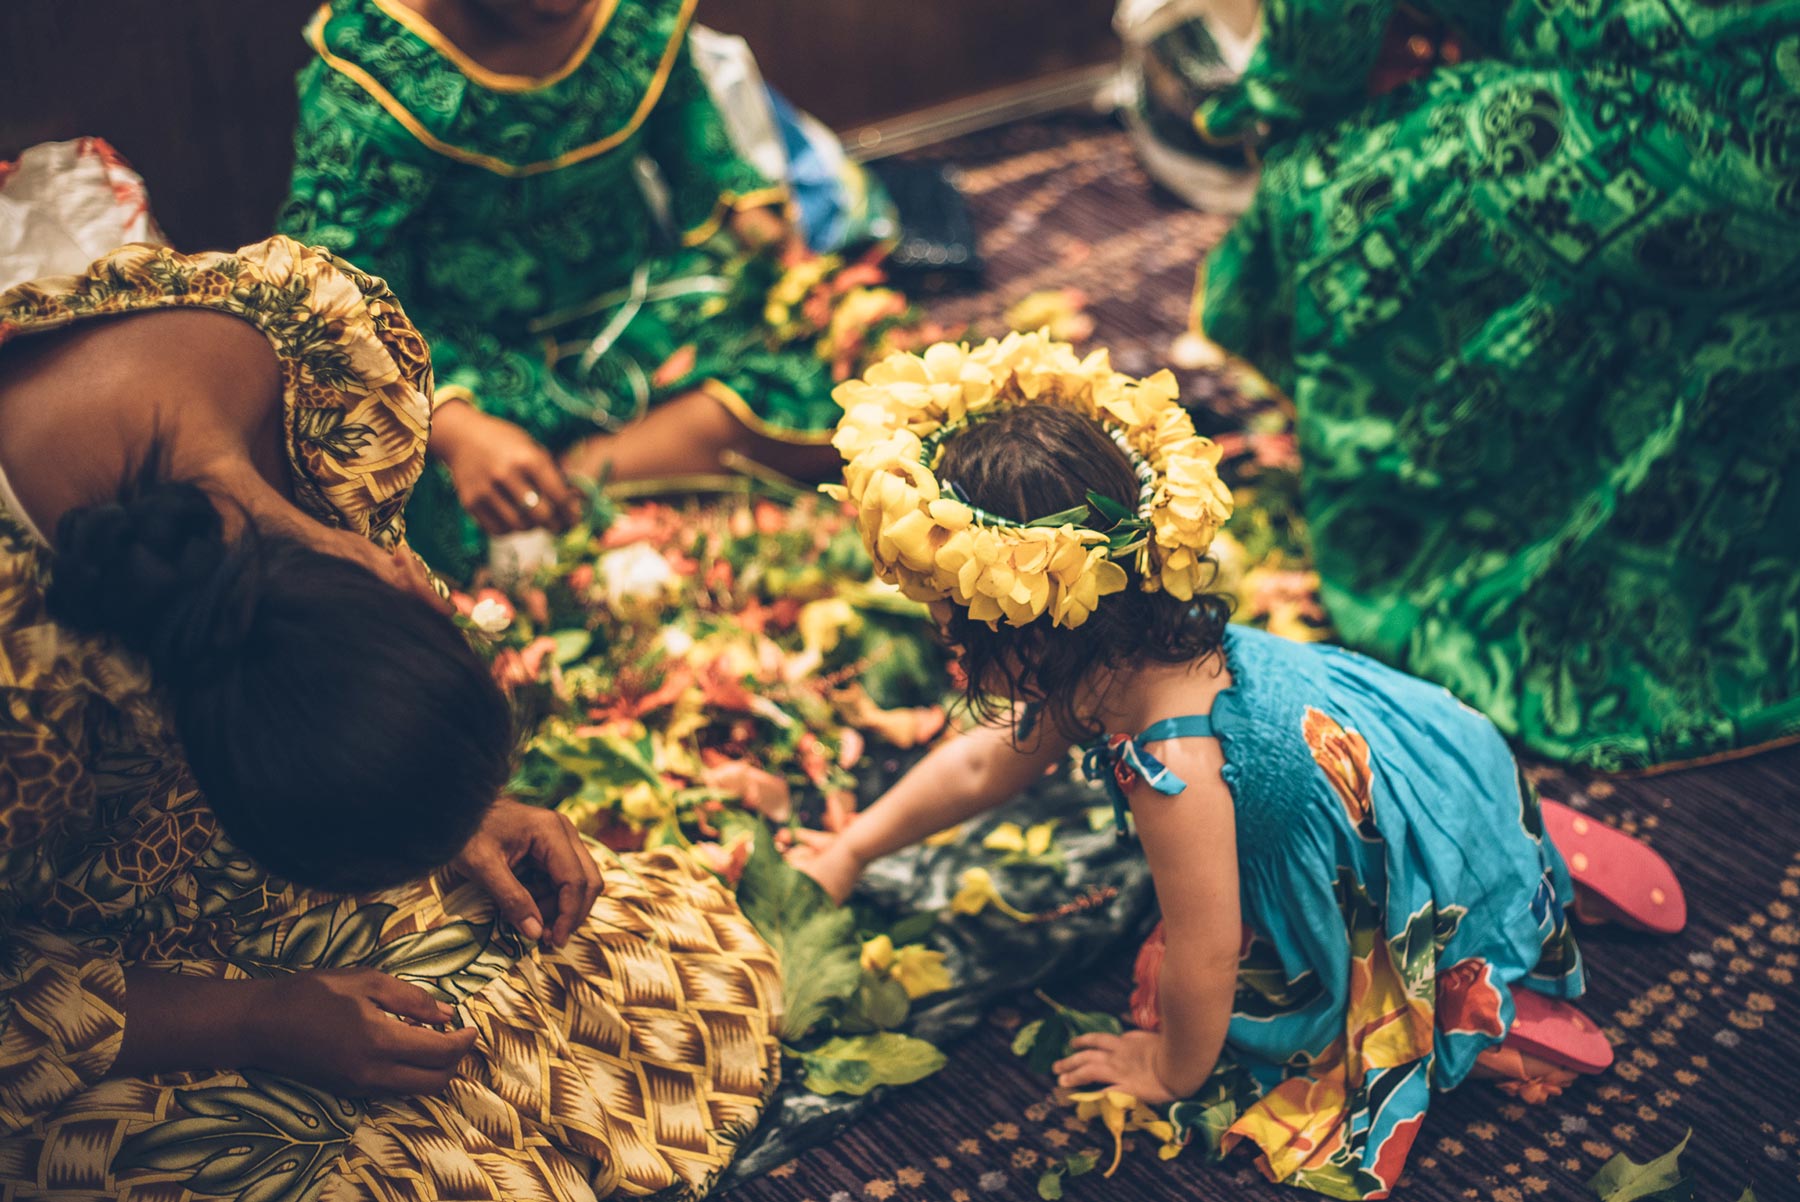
0, 0, 1117, 250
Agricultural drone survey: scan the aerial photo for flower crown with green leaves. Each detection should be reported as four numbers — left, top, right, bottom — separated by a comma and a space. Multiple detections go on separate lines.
823, 331, 1233, 629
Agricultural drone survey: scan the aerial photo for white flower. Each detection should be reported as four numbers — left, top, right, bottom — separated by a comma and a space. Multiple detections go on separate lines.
487, 529, 559, 588
659, 626, 696, 657
469, 597, 514, 634
596, 543, 674, 610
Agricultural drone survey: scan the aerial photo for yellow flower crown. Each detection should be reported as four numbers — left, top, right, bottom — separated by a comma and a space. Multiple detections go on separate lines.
823, 331, 1234, 629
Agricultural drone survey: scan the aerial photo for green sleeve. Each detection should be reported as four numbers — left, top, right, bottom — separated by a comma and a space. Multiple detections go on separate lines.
277, 63, 478, 398
640, 38, 785, 245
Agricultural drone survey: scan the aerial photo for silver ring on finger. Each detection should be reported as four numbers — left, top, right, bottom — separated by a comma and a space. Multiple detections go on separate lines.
521, 488, 542, 511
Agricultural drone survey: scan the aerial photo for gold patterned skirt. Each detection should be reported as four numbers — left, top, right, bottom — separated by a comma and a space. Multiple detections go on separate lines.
0, 847, 782, 1202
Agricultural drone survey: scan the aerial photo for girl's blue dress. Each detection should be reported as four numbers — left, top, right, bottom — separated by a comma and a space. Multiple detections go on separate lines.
1085, 625, 1585, 1199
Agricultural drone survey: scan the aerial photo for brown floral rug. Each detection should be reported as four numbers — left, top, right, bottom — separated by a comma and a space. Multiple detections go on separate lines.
719, 116, 1800, 1202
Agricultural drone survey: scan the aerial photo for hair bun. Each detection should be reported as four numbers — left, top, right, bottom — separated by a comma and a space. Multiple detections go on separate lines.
46, 478, 253, 681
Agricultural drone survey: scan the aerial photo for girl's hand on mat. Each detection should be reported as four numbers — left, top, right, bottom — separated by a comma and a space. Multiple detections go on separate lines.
433, 405, 580, 534
455, 799, 605, 948
787, 827, 863, 904
244, 968, 477, 1096
1053, 1029, 1178, 1105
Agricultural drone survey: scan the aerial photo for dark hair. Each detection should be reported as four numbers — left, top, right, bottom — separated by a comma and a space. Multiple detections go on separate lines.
45, 467, 513, 892
936, 405, 1230, 739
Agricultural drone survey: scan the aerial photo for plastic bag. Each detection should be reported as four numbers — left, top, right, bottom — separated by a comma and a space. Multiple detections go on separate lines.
1112, 0, 1262, 214
687, 25, 896, 254
688, 25, 789, 183
0, 138, 166, 293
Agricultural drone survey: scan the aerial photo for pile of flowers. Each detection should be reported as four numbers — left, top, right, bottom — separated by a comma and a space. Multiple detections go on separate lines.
762, 248, 962, 382
458, 486, 955, 857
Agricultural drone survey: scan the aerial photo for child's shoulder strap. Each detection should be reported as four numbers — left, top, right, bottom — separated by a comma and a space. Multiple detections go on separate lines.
1082, 712, 1218, 838
1136, 714, 1216, 744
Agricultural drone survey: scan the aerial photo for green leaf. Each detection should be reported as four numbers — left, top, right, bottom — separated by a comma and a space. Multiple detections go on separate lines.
736, 826, 862, 1041
1024, 503, 1092, 529
538, 731, 663, 789
839, 975, 911, 1033
1733, 1190, 1756, 1202
797, 1032, 946, 1096
1012, 994, 1123, 1076
550, 629, 591, 664
1588, 1131, 1694, 1202
1084, 490, 1133, 524
885, 910, 939, 947
1038, 1151, 1100, 1200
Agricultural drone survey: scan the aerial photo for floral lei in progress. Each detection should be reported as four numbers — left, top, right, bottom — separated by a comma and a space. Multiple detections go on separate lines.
824, 331, 1234, 628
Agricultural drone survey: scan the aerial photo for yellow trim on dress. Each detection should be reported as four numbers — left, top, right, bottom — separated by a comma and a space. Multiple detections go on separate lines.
368, 0, 619, 93
680, 185, 792, 247
699, 379, 836, 446
307, 0, 698, 178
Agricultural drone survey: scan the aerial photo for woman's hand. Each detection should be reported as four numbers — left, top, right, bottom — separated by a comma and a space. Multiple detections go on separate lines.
454, 799, 604, 947
431, 402, 581, 535
786, 827, 866, 904
243, 968, 478, 1096
1053, 1029, 1179, 1105
728, 205, 791, 253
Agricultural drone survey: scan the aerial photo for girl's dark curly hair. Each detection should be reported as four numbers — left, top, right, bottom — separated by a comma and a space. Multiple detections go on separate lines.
935, 404, 1230, 740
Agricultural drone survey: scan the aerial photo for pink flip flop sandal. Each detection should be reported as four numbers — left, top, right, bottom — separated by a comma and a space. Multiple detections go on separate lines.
1506, 989, 1614, 1075
1542, 800, 1687, 935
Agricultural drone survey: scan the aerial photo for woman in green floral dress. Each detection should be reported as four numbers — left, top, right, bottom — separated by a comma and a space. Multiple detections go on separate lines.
1197, 0, 1800, 771
280, 0, 855, 580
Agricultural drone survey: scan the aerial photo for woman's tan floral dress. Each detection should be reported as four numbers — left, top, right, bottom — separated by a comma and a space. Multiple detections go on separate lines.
0, 237, 781, 1202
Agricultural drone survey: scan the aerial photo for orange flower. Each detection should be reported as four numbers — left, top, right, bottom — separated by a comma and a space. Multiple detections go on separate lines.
1303, 707, 1376, 834
797, 733, 832, 786
600, 503, 680, 548
690, 832, 753, 886
1130, 922, 1166, 1031
651, 343, 698, 388
753, 500, 787, 536
516, 636, 558, 681
702, 759, 793, 822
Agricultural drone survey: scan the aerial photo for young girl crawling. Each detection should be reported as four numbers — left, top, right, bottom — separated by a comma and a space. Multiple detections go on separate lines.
793, 334, 1683, 1197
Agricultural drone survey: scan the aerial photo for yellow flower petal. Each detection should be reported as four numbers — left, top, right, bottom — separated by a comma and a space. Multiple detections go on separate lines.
982, 823, 1027, 854
892, 945, 952, 998
861, 934, 895, 974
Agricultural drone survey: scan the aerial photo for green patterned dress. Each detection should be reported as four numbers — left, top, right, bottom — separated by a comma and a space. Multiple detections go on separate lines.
279, 0, 844, 580
1198, 0, 1800, 771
